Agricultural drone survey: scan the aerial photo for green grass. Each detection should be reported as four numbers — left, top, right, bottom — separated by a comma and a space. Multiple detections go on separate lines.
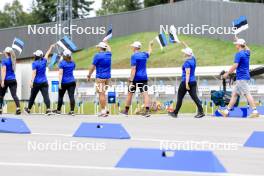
73, 32, 264, 69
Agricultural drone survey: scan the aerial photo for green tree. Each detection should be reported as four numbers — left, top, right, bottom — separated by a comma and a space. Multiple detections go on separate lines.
144, 0, 183, 7
97, 0, 142, 16
31, 0, 94, 23
0, 0, 33, 28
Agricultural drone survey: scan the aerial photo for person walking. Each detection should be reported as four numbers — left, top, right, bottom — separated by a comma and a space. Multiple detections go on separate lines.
53, 50, 76, 116
168, 42, 205, 118
24, 44, 55, 115
120, 40, 153, 117
0, 47, 21, 115
218, 37, 259, 118
87, 42, 112, 117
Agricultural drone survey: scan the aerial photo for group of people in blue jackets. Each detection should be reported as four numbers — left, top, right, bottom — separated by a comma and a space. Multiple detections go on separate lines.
0, 36, 258, 118
0, 45, 76, 116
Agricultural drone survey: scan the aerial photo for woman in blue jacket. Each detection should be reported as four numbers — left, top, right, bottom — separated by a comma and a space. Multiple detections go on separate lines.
24, 44, 55, 115
53, 50, 76, 116
0, 47, 21, 115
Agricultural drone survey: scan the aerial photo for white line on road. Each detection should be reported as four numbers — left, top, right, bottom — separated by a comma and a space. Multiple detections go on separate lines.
0, 162, 261, 176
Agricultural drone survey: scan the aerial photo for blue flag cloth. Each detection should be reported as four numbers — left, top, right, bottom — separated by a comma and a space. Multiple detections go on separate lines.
12, 38, 24, 54
232, 16, 249, 35
155, 32, 168, 50
57, 36, 78, 52
49, 53, 60, 69
103, 24, 113, 42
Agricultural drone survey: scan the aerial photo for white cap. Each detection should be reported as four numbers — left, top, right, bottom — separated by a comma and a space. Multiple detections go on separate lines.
63, 49, 72, 57
96, 42, 107, 49
181, 47, 193, 56
33, 50, 44, 57
130, 41, 142, 48
233, 38, 246, 45
4, 47, 13, 53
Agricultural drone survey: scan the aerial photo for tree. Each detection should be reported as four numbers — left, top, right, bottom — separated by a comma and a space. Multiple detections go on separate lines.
31, 0, 94, 24
72, 0, 94, 18
144, 0, 183, 7
0, 0, 33, 28
97, 0, 142, 16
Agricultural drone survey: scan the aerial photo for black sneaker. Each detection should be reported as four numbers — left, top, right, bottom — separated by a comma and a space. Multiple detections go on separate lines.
168, 111, 178, 118
142, 111, 151, 118
45, 109, 52, 116
68, 111, 75, 116
120, 110, 128, 116
194, 112, 205, 118
16, 108, 21, 115
24, 108, 30, 114
53, 110, 61, 115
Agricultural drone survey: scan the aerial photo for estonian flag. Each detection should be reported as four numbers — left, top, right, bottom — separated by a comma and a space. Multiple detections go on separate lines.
233, 16, 249, 35
169, 25, 180, 43
48, 53, 60, 69
103, 25, 112, 42
57, 36, 78, 52
12, 38, 24, 54
155, 32, 168, 50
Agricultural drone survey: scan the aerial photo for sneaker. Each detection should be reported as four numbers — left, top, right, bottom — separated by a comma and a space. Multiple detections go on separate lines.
194, 112, 205, 118
68, 111, 75, 116
120, 110, 128, 116
142, 111, 151, 118
249, 110, 259, 118
45, 109, 52, 116
98, 112, 108, 117
52, 110, 61, 115
16, 108, 21, 115
217, 109, 229, 117
168, 111, 178, 118
24, 108, 30, 115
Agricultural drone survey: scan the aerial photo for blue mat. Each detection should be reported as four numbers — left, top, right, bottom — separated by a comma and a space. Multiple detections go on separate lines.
73, 122, 130, 139
215, 107, 249, 118
116, 148, 227, 173
244, 131, 264, 148
0, 118, 31, 134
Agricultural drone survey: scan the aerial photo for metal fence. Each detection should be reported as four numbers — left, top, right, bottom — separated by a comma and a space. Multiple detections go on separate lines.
0, 0, 263, 58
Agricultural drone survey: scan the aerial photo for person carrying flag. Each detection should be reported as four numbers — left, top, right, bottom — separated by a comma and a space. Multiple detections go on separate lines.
87, 41, 112, 117
218, 37, 259, 118
53, 50, 76, 116
24, 44, 55, 115
0, 47, 21, 115
168, 41, 205, 118
120, 40, 154, 117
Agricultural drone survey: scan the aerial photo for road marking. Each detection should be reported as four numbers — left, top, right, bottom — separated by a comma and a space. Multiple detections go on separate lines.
0, 162, 261, 176
30, 132, 243, 148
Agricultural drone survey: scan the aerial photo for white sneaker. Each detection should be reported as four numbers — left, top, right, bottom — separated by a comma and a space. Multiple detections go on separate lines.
218, 109, 229, 117
250, 110, 259, 118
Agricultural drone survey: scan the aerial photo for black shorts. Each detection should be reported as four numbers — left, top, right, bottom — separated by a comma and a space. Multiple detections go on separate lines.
128, 81, 148, 93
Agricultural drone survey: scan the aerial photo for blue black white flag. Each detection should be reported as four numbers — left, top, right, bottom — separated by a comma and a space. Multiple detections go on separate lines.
169, 25, 180, 43
12, 38, 24, 54
155, 32, 168, 50
48, 53, 60, 69
57, 36, 78, 52
233, 16, 249, 35
103, 25, 113, 42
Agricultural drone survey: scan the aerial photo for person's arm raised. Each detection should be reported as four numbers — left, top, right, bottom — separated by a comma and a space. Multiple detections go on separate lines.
44, 44, 56, 60
147, 40, 154, 55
